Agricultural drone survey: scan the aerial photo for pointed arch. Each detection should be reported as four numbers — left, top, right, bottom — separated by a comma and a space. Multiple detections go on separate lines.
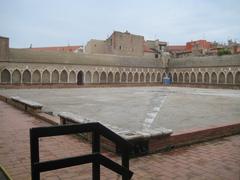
157, 73, 161, 82
134, 72, 139, 83
218, 72, 225, 84
42, 70, 50, 83
93, 71, 99, 83
151, 73, 156, 82
128, 72, 133, 82
69, 71, 76, 83
51, 70, 59, 83
184, 72, 189, 83
77, 71, 84, 84
146, 73, 150, 82
85, 71, 91, 83
211, 72, 217, 84
108, 72, 113, 83
235, 72, 240, 84
204, 72, 209, 83
100, 72, 107, 83
115, 72, 120, 83
179, 72, 183, 83
23, 69, 31, 83
168, 72, 172, 82
1, 69, 11, 83
162, 72, 166, 81
60, 70, 68, 83
173, 73, 177, 82
121, 72, 127, 83
226, 72, 233, 84
197, 72, 202, 83
140, 72, 144, 82
32, 70, 41, 83
12, 69, 21, 83
190, 72, 196, 83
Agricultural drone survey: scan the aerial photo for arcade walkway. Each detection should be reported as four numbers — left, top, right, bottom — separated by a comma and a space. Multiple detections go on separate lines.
0, 100, 239, 180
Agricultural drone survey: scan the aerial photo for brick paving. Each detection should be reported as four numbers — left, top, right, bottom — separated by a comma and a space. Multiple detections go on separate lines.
0, 100, 240, 180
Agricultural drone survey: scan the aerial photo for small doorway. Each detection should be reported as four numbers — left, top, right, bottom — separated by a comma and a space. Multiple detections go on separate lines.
77, 71, 84, 85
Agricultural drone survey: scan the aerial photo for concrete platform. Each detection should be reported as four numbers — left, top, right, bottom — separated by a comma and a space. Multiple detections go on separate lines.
0, 100, 240, 179
1, 86, 240, 134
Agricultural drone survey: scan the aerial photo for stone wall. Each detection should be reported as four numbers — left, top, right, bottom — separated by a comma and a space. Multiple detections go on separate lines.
85, 39, 108, 54
106, 31, 144, 56
0, 62, 164, 84
0, 36, 9, 61
168, 66, 240, 85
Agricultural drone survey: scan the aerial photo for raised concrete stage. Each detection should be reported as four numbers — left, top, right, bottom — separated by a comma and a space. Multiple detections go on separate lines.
0, 86, 240, 155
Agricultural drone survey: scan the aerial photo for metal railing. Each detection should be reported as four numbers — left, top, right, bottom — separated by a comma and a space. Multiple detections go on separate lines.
30, 122, 133, 180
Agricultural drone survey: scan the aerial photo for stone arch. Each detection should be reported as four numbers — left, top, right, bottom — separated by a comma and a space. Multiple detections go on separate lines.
179, 72, 183, 83
12, 69, 21, 84
218, 72, 225, 84
93, 71, 99, 83
115, 72, 120, 83
151, 73, 156, 82
157, 73, 161, 82
197, 72, 202, 83
128, 72, 133, 82
235, 71, 240, 84
69, 71, 76, 83
168, 72, 172, 82
100, 71, 107, 83
140, 72, 144, 82
51, 70, 59, 83
85, 71, 91, 83
226, 72, 233, 84
134, 72, 139, 83
1, 69, 11, 83
204, 72, 210, 83
22, 69, 31, 83
146, 73, 150, 82
162, 72, 166, 82
173, 73, 177, 82
77, 71, 84, 84
190, 72, 196, 83
184, 72, 189, 83
42, 70, 50, 83
32, 70, 41, 83
121, 72, 127, 83
60, 70, 68, 83
211, 72, 217, 84
108, 72, 113, 83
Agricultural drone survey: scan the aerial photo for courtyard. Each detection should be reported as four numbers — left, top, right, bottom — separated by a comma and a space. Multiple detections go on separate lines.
1, 86, 240, 134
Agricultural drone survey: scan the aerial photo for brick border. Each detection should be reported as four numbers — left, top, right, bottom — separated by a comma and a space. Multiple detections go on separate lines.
0, 94, 239, 156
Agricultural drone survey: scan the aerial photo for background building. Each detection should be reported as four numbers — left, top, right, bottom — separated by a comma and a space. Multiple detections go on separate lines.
27, 45, 84, 53
1, 35, 240, 87
85, 31, 144, 56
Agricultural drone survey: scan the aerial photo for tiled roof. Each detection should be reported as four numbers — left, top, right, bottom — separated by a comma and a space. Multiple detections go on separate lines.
166, 45, 186, 52
143, 44, 155, 53
25, 45, 82, 52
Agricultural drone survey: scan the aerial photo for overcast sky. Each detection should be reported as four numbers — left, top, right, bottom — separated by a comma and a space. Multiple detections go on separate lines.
1, 0, 240, 48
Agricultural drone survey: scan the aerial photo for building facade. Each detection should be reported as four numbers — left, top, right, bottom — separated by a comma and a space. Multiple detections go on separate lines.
85, 31, 144, 56
0, 36, 240, 87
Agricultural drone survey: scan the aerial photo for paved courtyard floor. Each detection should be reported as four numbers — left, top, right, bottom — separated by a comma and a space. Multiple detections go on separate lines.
0, 86, 240, 133
0, 100, 240, 180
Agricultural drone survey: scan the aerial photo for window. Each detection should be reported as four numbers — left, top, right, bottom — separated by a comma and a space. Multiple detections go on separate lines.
119, 45, 121, 50
155, 54, 158, 58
